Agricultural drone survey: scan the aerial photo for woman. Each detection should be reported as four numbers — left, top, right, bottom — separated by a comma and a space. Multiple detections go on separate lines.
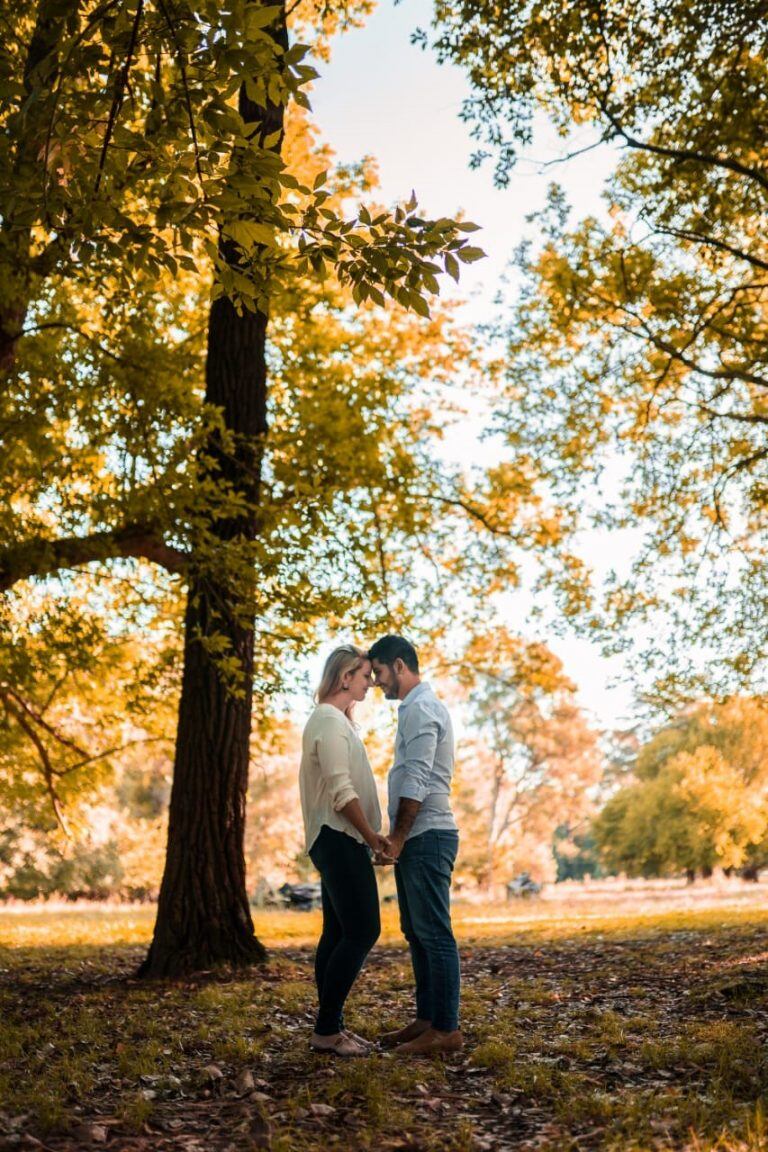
300, 644, 389, 1057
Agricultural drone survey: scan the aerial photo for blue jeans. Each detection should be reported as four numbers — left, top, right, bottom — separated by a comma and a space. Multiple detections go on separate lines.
395, 829, 460, 1032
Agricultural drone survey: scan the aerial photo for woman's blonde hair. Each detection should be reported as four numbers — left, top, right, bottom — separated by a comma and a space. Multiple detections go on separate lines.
315, 644, 369, 717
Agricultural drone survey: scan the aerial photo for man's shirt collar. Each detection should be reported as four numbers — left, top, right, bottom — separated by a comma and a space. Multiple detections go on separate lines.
398, 681, 431, 710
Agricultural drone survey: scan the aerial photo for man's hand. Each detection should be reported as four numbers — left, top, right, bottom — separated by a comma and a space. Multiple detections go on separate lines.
371, 833, 395, 863
386, 832, 405, 862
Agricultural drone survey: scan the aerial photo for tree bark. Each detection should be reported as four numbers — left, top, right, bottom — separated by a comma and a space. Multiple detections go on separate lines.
139, 3, 287, 978
0, 0, 79, 375
138, 306, 269, 976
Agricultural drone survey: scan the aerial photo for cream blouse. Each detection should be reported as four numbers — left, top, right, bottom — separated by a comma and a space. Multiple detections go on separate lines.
299, 704, 382, 853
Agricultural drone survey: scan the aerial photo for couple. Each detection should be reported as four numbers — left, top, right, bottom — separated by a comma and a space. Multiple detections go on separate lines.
299, 634, 462, 1058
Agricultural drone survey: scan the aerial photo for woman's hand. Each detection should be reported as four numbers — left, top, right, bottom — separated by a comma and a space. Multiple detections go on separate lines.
337, 800, 395, 862
370, 832, 395, 863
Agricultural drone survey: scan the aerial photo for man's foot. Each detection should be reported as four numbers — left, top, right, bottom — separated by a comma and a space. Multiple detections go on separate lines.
393, 1027, 464, 1056
379, 1019, 432, 1049
309, 1032, 368, 1057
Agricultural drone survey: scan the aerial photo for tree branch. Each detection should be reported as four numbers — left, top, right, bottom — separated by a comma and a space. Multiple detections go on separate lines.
94, 0, 145, 195
0, 690, 71, 835
155, 0, 205, 192
55, 735, 173, 776
653, 226, 768, 274
1, 685, 87, 758
603, 294, 768, 393
409, 489, 518, 538
20, 320, 131, 365
697, 405, 768, 427
0, 524, 188, 592
600, 101, 768, 193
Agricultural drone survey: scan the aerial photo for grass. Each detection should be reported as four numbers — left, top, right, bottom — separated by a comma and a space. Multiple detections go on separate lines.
3, 889, 768, 950
0, 897, 767, 1149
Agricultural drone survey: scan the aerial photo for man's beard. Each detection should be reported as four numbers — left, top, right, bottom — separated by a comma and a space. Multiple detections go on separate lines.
385, 670, 401, 700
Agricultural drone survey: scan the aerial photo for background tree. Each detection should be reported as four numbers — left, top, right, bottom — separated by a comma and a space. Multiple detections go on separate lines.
428, 0, 768, 700
552, 825, 603, 882
454, 628, 603, 887
593, 697, 768, 878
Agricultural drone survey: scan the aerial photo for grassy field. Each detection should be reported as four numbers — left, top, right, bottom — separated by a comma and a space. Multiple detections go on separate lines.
3, 876, 767, 949
1, 890, 768, 1150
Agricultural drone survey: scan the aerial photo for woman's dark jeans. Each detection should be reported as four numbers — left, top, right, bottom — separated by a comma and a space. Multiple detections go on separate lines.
308, 824, 381, 1036
394, 829, 460, 1032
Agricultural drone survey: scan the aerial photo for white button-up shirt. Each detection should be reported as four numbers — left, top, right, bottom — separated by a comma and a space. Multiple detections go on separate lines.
388, 682, 457, 841
300, 704, 382, 853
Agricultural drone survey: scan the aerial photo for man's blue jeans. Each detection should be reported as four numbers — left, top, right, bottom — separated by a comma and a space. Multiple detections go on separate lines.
394, 829, 460, 1032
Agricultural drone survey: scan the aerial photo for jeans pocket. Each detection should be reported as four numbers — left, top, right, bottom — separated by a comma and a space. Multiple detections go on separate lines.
401, 833, 427, 862
438, 833, 458, 872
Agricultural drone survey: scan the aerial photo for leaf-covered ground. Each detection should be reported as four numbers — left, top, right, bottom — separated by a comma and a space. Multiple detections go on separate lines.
1, 902, 768, 1151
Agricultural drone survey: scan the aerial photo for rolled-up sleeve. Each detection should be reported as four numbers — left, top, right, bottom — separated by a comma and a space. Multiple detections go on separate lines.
399, 705, 439, 803
316, 717, 358, 811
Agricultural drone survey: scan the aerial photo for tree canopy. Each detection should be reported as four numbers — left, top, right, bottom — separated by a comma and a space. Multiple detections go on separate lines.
428, 0, 768, 698
0, 97, 495, 823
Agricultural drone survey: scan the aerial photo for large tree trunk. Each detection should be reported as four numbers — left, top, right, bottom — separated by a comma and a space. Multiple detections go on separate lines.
138, 304, 269, 977
140, 3, 287, 978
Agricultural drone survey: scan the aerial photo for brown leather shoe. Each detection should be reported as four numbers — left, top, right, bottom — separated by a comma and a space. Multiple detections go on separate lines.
379, 1019, 432, 1049
393, 1027, 464, 1056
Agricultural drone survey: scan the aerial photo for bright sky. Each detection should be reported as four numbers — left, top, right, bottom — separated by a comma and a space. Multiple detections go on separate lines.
309, 0, 637, 730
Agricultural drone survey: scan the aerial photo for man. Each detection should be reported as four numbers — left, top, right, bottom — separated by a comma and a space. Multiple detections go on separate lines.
368, 634, 462, 1055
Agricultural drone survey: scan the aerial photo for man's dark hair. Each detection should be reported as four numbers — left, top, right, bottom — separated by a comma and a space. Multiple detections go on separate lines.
367, 634, 419, 673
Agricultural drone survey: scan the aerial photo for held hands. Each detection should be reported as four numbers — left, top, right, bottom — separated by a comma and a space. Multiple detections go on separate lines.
371, 831, 405, 866
370, 833, 396, 865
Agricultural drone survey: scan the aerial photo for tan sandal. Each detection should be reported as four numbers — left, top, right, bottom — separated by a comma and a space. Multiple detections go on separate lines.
343, 1029, 374, 1051
309, 1032, 367, 1057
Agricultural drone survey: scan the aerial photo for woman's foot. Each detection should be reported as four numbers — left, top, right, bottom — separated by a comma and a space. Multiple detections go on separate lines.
310, 1031, 368, 1057
343, 1029, 374, 1051
379, 1018, 432, 1049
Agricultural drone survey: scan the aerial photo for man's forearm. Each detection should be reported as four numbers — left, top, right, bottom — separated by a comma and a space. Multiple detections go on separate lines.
391, 798, 422, 842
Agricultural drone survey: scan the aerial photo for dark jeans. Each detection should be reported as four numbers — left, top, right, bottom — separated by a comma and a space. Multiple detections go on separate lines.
395, 828, 460, 1032
308, 824, 381, 1036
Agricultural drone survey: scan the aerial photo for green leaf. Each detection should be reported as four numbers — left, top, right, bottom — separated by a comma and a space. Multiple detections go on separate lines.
223, 221, 277, 249
244, 6, 284, 31
458, 246, 486, 263
409, 292, 430, 318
